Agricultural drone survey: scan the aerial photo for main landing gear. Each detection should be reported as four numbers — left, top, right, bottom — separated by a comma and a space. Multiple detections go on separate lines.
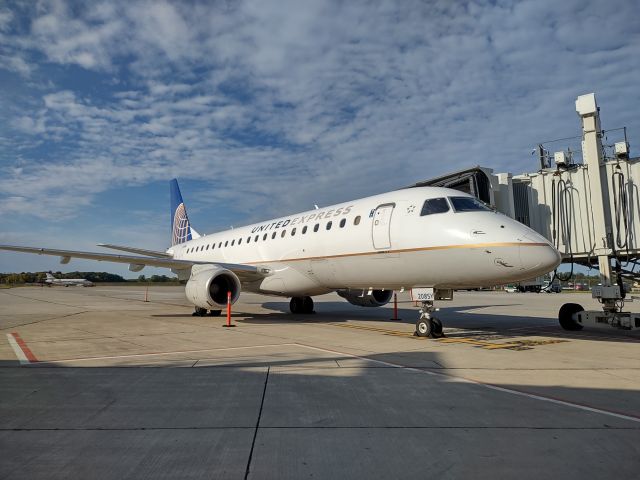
290, 296, 315, 314
414, 300, 444, 338
192, 307, 222, 317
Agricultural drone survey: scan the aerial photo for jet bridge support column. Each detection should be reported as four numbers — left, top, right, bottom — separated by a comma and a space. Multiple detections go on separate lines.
576, 94, 619, 307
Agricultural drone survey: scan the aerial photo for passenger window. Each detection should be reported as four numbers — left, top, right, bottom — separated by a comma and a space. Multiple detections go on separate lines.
206, 244, 210, 250
326, 221, 332, 230
339, 218, 346, 228
272, 232, 276, 239
212, 244, 215, 250
291, 228, 296, 236
314, 223, 319, 232
302, 226, 308, 234
354, 215, 361, 225
281, 230, 286, 238
218, 242, 222, 248
247, 237, 251, 243
238, 238, 242, 245
449, 196, 491, 212
231, 240, 235, 246
224, 241, 228, 247
263, 234, 268, 241
255, 235, 259, 242
420, 198, 450, 216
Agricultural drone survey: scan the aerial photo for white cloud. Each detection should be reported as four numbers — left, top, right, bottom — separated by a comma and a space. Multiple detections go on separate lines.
0, 8, 13, 31
0, 0, 638, 232
11, 114, 46, 134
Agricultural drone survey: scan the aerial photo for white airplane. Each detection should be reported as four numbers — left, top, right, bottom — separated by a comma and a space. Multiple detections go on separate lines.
44, 272, 94, 287
0, 179, 560, 337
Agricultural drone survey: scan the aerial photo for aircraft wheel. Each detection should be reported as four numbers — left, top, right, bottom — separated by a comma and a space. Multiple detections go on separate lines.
192, 307, 208, 317
415, 317, 433, 337
431, 317, 444, 337
209, 310, 222, 317
559, 303, 584, 331
302, 296, 315, 314
290, 297, 303, 314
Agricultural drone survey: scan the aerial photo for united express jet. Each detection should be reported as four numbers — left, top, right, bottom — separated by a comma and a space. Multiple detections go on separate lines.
0, 179, 560, 337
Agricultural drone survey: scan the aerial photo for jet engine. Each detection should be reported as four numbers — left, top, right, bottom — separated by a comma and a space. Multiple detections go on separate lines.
337, 289, 393, 307
185, 265, 241, 310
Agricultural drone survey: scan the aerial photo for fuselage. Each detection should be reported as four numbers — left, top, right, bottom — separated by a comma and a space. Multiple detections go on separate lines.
46, 278, 93, 286
169, 187, 561, 296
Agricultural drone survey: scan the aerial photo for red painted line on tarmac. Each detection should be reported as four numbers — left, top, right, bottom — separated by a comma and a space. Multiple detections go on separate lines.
10, 332, 39, 363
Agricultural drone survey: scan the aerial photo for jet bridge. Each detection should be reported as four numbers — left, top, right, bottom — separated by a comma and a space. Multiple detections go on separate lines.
420, 93, 640, 331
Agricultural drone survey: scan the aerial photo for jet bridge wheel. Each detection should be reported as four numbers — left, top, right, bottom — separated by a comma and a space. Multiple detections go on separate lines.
558, 303, 584, 331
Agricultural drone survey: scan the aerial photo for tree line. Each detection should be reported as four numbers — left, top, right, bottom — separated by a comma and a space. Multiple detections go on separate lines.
0, 272, 177, 285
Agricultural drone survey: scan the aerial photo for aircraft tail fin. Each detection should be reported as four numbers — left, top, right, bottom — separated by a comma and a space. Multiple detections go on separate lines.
45, 273, 54, 280
170, 179, 199, 246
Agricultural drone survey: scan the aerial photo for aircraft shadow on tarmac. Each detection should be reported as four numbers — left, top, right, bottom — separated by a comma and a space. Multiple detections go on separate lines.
0, 351, 638, 480
232, 301, 640, 344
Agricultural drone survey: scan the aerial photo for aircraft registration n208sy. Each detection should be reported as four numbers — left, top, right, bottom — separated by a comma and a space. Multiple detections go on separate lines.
0, 179, 561, 337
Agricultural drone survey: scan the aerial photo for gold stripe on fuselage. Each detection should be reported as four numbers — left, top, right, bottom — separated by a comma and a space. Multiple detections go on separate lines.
244, 242, 549, 265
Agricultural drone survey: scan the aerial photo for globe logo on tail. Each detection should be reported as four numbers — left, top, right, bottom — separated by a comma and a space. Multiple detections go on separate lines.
172, 203, 191, 245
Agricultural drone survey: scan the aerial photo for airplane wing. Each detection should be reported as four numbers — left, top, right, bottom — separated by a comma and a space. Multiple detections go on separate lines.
97, 243, 172, 258
0, 245, 265, 282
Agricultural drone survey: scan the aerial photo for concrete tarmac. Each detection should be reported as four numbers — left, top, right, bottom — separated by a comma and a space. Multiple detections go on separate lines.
0, 286, 639, 479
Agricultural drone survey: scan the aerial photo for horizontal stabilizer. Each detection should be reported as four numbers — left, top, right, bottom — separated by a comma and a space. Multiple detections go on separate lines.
97, 244, 171, 258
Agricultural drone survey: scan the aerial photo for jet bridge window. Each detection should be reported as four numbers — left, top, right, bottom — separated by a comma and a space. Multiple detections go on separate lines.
449, 196, 491, 212
420, 198, 450, 216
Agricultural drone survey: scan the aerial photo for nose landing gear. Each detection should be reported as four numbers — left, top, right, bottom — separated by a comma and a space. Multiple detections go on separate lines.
414, 300, 444, 338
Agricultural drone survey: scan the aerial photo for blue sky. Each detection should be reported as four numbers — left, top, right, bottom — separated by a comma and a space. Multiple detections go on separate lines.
1, 0, 639, 277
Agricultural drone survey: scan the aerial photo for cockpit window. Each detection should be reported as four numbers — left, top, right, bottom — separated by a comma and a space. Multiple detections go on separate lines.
449, 196, 491, 212
420, 197, 450, 216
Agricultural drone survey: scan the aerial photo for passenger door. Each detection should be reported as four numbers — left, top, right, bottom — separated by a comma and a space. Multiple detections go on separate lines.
372, 203, 395, 249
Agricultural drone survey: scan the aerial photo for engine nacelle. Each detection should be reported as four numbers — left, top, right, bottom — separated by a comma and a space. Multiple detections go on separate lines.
185, 265, 241, 310
337, 289, 393, 307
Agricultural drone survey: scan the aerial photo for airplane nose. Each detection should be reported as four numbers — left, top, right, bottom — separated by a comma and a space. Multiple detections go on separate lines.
519, 243, 562, 276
